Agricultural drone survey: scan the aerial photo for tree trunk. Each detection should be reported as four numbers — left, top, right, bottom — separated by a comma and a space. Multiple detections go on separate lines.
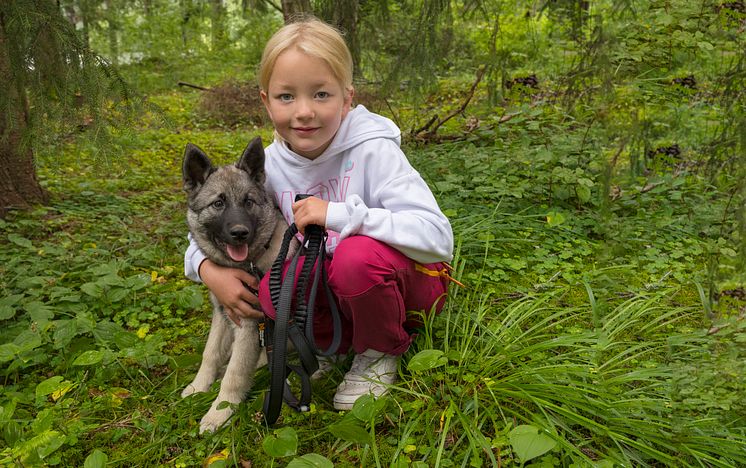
79, 0, 91, 49
210, 0, 227, 50
281, 0, 312, 23
105, 0, 120, 66
328, 0, 360, 78
180, 0, 192, 49
0, 11, 47, 217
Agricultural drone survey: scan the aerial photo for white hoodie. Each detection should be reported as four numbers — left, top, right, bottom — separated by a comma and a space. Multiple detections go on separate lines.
185, 105, 453, 282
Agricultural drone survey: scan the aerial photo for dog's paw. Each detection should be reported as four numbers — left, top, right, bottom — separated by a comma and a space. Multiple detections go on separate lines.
182, 381, 209, 397
199, 407, 233, 434
181, 379, 213, 397
181, 384, 199, 398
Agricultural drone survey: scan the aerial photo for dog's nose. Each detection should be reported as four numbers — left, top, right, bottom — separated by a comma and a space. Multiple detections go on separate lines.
230, 226, 250, 241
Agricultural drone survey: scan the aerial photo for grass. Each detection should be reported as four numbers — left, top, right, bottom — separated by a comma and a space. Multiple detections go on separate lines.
2, 3, 746, 464
1, 104, 744, 464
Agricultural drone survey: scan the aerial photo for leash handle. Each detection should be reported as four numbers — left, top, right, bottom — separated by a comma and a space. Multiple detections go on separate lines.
263, 194, 342, 425
292, 194, 341, 356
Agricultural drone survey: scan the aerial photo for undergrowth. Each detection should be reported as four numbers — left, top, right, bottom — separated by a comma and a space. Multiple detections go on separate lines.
1, 85, 744, 464
2, 0, 745, 466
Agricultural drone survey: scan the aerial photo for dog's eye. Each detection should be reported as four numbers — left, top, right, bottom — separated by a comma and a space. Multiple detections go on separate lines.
244, 197, 254, 207
212, 199, 225, 209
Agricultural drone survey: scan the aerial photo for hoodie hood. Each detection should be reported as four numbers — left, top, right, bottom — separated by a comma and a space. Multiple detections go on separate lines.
272, 105, 401, 165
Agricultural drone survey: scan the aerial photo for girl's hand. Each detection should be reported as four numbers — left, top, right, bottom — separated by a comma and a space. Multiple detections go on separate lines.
199, 259, 263, 326
292, 196, 328, 234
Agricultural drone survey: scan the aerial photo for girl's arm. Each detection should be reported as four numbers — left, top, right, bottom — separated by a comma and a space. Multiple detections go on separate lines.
324, 141, 454, 264
184, 232, 207, 282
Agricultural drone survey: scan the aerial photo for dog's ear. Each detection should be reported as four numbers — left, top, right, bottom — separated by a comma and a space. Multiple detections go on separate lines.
237, 137, 266, 185
183, 143, 214, 192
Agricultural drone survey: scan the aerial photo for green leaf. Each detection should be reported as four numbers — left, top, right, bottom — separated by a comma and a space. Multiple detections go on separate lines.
3, 420, 22, 447
126, 274, 151, 291
36, 376, 64, 398
75, 311, 97, 333
287, 453, 334, 468
112, 330, 139, 350
0, 294, 23, 320
7, 234, 33, 249
90, 262, 122, 277
73, 350, 104, 366
93, 320, 126, 344
100, 274, 125, 287
33, 430, 66, 459
262, 427, 298, 458
16, 330, 42, 353
107, 287, 130, 303
658, 13, 673, 25
0, 294, 24, 305
81, 282, 104, 298
328, 422, 370, 444
32, 408, 55, 435
351, 394, 385, 422
53, 319, 79, 349
84, 449, 109, 468
0, 401, 17, 423
508, 425, 557, 462
407, 349, 447, 372
546, 211, 566, 227
170, 353, 202, 369
177, 285, 204, 309
216, 400, 232, 410
576, 185, 591, 203
0, 305, 16, 320
0, 343, 21, 363
26, 301, 55, 325
720, 247, 737, 258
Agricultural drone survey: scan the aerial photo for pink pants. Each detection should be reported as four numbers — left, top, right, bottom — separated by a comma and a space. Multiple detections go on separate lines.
258, 236, 449, 355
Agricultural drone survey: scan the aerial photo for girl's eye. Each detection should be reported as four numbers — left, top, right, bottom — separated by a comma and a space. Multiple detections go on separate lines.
212, 199, 224, 209
278, 94, 293, 102
316, 91, 329, 99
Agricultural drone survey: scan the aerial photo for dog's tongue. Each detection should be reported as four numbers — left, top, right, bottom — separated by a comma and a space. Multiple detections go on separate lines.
226, 244, 249, 262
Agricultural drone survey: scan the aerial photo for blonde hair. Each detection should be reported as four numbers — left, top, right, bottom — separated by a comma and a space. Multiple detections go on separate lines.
258, 18, 353, 92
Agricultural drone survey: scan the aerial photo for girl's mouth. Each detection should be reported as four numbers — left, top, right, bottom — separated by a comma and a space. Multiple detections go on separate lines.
293, 127, 319, 135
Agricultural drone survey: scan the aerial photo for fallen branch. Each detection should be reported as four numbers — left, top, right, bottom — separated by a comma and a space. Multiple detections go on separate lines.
412, 115, 438, 136
412, 66, 487, 141
177, 81, 211, 91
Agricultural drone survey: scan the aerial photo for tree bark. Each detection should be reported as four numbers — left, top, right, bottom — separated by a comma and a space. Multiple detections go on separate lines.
328, 0, 360, 77
180, 0, 193, 49
281, 0, 311, 23
210, 0, 227, 50
0, 11, 47, 217
105, 0, 120, 66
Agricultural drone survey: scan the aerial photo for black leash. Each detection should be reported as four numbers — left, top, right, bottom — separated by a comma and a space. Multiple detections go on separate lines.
263, 195, 342, 425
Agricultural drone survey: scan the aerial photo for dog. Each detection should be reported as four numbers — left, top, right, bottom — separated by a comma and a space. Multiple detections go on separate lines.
180, 137, 297, 433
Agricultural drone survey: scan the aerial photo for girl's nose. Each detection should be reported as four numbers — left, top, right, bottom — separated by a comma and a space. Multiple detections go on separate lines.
295, 98, 314, 119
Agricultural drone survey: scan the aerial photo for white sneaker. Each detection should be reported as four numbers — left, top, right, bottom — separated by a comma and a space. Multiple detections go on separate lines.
310, 354, 347, 380
333, 349, 399, 410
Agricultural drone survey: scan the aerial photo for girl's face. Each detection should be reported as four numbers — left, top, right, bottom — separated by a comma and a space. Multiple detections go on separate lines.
261, 48, 353, 160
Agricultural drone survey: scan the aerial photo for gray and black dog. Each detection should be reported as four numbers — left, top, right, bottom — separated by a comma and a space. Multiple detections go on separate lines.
180, 137, 296, 433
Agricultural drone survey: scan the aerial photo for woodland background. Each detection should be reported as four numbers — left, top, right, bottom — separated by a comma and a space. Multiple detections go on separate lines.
0, 0, 745, 466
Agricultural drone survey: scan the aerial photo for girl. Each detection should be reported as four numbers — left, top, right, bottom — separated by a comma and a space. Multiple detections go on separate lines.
185, 18, 453, 410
